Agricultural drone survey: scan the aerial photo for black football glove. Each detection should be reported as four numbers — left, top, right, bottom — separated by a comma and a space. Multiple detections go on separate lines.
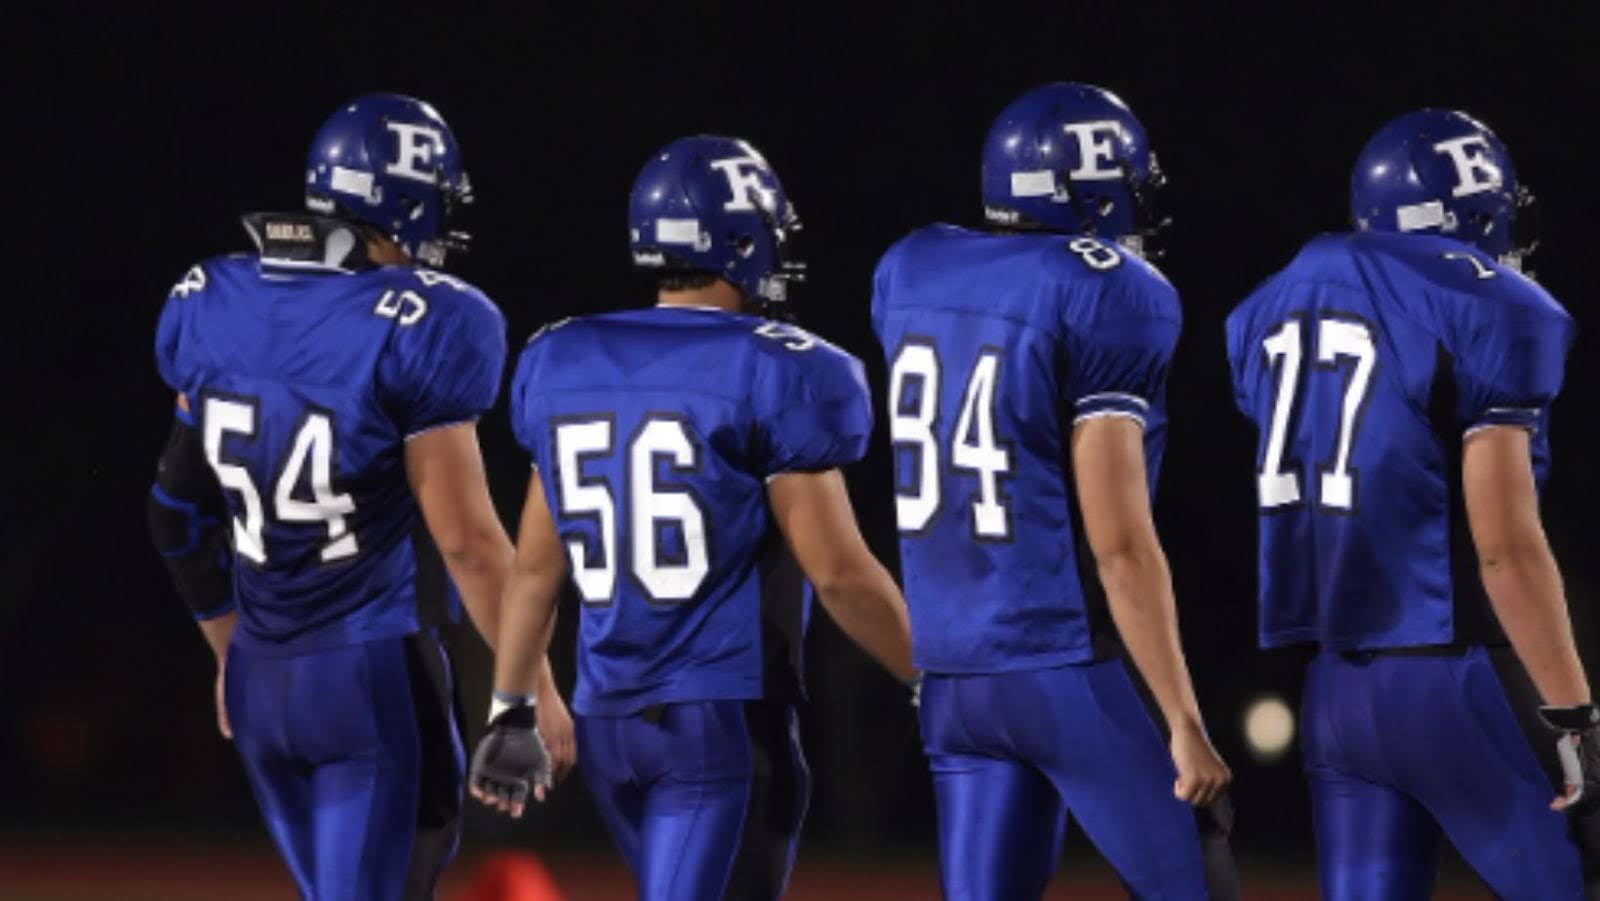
1540, 704, 1600, 813
469, 704, 552, 817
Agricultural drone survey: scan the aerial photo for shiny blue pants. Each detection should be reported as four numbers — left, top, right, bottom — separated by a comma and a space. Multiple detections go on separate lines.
226, 633, 464, 901
578, 700, 753, 901
920, 659, 1216, 900
1303, 647, 1589, 900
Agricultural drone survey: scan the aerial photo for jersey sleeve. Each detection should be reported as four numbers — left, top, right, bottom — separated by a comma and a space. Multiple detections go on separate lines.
381, 285, 508, 438
751, 339, 874, 477
1453, 304, 1574, 436
869, 244, 898, 337
1223, 302, 1256, 417
508, 329, 550, 459
154, 263, 210, 392
1061, 280, 1182, 428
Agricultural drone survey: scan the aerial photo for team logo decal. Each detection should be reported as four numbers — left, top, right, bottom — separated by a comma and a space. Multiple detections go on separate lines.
384, 122, 447, 184
1432, 134, 1502, 197
709, 154, 777, 213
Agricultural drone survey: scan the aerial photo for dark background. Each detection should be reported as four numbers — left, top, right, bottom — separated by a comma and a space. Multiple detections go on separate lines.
3, 0, 1597, 891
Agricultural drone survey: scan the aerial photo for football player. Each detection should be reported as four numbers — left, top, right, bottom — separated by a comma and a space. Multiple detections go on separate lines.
870, 82, 1237, 899
466, 135, 916, 901
147, 94, 573, 900
1226, 108, 1600, 898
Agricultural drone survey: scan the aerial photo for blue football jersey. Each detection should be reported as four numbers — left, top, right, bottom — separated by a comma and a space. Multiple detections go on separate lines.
508, 307, 872, 717
871, 224, 1181, 674
154, 235, 506, 655
1226, 230, 1574, 650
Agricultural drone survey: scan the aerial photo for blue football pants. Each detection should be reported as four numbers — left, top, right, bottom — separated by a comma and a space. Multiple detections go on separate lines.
225, 632, 465, 901
920, 659, 1233, 900
723, 700, 809, 901
578, 700, 754, 901
1303, 647, 1595, 899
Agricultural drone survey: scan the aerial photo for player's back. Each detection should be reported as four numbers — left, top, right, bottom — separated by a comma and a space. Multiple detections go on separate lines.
508, 306, 871, 716
154, 218, 506, 654
871, 224, 1181, 673
1226, 229, 1573, 650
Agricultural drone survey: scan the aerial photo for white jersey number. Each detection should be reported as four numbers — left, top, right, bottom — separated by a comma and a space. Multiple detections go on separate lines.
1257, 316, 1376, 512
552, 416, 711, 604
204, 397, 360, 565
889, 341, 1013, 539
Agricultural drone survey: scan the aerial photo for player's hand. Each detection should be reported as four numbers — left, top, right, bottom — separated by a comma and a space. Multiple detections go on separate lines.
1540, 704, 1600, 812
1170, 719, 1231, 807
536, 688, 577, 785
469, 705, 552, 819
214, 664, 232, 741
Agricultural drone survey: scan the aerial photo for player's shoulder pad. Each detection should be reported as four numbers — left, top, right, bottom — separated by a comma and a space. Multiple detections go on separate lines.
165, 254, 256, 305
1472, 262, 1571, 325
166, 260, 213, 302
880, 222, 952, 263
381, 266, 504, 332
871, 223, 943, 291
157, 256, 243, 389
1353, 232, 1570, 326
1041, 236, 1180, 325
750, 319, 869, 399
510, 314, 589, 391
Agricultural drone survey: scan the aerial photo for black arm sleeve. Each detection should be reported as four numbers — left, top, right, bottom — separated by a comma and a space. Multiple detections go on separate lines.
147, 416, 235, 619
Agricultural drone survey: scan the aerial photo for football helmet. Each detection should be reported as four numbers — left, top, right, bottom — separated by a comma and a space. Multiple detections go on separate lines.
627, 135, 804, 306
1351, 108, 1537, 267
304, 93, 472, 267
981, 82, 1167, 253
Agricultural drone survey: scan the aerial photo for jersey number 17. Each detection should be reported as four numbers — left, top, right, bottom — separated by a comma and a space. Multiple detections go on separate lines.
1258, 315, 1377, 513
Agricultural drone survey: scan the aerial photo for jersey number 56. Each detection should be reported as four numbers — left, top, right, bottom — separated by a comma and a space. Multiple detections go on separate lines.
550, 416, 711, 605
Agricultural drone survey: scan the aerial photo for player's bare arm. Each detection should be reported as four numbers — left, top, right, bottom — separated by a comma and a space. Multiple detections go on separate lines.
1464, 425, 1598, 810
498, 470, 573, 759
1464, 426, 1590, 706
404, 424, 570, 711
405, 422, 514, 646
470, 470, 572, 818
1071, 415, 1230, 806
767, 469, 915, 683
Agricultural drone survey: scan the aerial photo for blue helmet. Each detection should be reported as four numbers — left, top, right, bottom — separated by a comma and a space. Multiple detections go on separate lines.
981, 82, 1167, 250
304, 93, 473, 267
627, 135, 803, 306
1351, 108, 1537, 265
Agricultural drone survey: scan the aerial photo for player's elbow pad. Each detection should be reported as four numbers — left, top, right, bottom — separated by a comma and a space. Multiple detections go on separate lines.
149, 419, 235, 620
148, 488, 235, 619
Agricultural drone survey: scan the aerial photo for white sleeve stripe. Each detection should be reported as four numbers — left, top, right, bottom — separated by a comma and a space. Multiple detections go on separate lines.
1463, 423, 1538, 440
1073, 410, 1147, 428
1483, 406, 1542, 417
1075, 391, 1150, 410
404, 417, 480, 442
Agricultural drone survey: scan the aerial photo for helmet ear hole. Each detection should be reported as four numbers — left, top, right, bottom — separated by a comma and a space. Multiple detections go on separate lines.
734, 235, 757, 258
